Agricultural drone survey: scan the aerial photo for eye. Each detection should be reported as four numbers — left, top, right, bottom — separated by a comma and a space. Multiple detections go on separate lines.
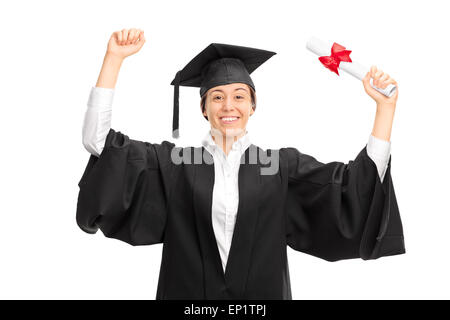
236, 95, 243, 99
214, 96, 223, 101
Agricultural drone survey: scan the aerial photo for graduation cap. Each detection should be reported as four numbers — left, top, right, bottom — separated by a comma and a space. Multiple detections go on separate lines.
170, 43, 277, 138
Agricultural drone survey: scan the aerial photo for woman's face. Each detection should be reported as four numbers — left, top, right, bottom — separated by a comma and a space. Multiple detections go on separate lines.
202, 82, 254, 138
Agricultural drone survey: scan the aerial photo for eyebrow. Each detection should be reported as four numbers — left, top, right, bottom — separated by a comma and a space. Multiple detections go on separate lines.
211, 87, 249, 94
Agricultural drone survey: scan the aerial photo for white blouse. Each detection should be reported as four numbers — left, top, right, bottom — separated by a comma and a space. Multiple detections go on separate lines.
82, 86, 391, 273
200, 129, 252, 273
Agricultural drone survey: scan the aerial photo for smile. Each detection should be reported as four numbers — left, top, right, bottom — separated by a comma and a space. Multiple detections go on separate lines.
219, 116, 240, 124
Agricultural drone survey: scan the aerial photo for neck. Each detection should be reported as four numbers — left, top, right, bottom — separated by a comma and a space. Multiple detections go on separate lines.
211, 128, 246, 156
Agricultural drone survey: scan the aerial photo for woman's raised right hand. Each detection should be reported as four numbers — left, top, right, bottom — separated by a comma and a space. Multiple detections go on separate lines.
106, 28, 146, 60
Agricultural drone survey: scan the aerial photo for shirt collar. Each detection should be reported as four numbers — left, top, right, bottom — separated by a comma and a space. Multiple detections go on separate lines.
201, 129, 251, 156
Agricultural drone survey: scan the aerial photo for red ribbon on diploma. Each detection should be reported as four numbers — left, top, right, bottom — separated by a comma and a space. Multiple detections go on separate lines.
318, 42, 352, 75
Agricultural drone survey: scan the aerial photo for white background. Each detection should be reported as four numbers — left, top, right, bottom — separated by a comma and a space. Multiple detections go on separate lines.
0, 0, 448, 299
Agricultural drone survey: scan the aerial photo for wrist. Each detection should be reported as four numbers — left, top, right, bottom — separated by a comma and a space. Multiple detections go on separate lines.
376, 102, 396, 114
372, 106, 395, 142
104, 51, 124, 65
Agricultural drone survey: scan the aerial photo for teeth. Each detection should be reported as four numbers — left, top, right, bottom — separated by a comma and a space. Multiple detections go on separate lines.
221, 117, 237, 121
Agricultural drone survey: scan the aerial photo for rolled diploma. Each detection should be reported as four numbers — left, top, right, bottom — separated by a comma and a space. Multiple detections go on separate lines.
306, 37, 397, 97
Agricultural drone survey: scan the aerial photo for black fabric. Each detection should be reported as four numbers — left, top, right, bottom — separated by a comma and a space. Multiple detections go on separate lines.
198, 57, 255, 97
284, 147, 405, 261
76, 128, 405, 299
169, 43, 276, 138
172, 71, 181, 138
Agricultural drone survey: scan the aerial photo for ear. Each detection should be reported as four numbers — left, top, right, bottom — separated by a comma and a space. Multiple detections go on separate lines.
200, 103, 206, 117
249, 106, 255, 116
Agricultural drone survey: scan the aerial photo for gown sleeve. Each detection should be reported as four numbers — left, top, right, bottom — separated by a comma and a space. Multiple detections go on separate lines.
281, 145, 405, 261
76, 128, 177, 246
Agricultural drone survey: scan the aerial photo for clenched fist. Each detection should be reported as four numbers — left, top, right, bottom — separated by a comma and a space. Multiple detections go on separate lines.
362, 65, 399, 108
106, 28, 146, 60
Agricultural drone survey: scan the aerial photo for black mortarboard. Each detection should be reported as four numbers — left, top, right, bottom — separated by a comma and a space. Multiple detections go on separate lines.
170, 43, 276, 138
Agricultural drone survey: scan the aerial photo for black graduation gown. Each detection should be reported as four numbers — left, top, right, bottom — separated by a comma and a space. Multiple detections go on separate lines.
76, 128, 405, 300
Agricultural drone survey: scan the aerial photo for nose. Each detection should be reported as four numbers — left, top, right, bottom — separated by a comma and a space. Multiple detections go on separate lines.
222, 96, 235, 111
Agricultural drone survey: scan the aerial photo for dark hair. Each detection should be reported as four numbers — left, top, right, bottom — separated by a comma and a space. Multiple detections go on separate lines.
200, 85, 257, 121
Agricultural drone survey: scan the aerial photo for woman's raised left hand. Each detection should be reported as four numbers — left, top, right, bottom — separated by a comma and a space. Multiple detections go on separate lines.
362, 66, 398, 110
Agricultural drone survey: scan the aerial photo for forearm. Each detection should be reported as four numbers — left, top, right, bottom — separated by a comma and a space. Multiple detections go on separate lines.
371, 104, 396, 142
96, 53, 124, 89
82, 87, 114, 157
366, 133, 391, 183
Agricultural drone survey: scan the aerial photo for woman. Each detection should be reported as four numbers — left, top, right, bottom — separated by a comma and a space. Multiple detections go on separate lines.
77, 28, 405, 300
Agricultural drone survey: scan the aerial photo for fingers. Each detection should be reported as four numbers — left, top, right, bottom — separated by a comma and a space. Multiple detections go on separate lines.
368, 65, 397, 89
362, 72, 378, 96
378, 73, 389, 86
373, 69, 384, 87
121, 29, 128, 45
115, 31, 122, 44
128, 29, 137, 44
362, 70, 371, 86
362, 65, 399, 104
133, 30, 141, 44
137, 30, 145, 46
117, 28, 142, 45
